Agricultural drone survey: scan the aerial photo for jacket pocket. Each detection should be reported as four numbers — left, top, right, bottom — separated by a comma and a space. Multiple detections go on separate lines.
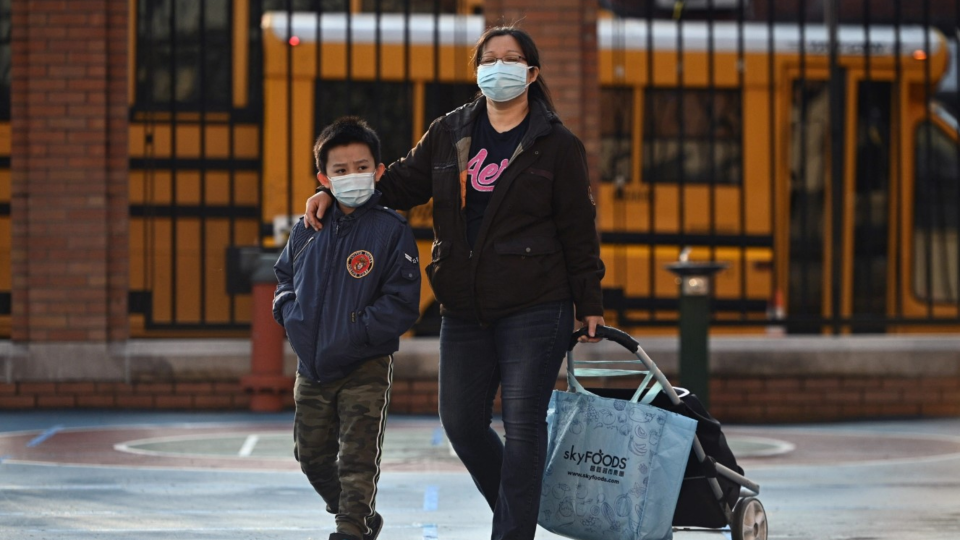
425, 240, 450, 282
486, 237, 566, 310
493, 237, 563, 257
426, 239, 464, 308
282, 302, 312, 363
348, 310, 369, 347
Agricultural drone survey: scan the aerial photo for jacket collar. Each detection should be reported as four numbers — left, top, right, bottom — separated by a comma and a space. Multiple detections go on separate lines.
329, 190, 382, 223
442, 97, 559, 170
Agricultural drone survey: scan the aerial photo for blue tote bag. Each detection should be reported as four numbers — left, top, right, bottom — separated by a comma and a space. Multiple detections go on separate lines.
539, 380, 697, 540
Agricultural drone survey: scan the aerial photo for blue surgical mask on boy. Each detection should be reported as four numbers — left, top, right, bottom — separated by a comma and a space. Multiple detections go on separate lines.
329, 172, 375, 208
477, 60, 534, 103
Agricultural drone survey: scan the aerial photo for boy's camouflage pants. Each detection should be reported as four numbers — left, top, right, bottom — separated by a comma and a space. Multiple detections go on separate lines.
293, 356, 393, 539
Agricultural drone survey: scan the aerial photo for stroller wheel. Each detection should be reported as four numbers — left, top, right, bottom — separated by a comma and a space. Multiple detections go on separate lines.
731, 497, 767, 540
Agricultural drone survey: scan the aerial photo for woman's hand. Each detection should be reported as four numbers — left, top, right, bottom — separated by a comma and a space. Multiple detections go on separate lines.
304, 191, 334, 230
577, 315, 606, 343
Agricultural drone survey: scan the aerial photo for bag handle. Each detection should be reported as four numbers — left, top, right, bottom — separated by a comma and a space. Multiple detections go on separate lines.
566, 325, 661, 404
568, 325, 639, 353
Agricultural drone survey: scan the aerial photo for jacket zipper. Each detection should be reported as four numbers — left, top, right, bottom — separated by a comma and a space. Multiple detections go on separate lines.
293, 235, 314, 263
311, 229, 337, 371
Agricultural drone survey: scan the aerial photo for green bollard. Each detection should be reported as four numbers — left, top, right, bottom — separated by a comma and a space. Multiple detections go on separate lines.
666, 253, 727, 410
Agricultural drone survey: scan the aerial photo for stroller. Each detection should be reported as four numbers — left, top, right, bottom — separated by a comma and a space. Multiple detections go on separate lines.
566, 325, 767, 540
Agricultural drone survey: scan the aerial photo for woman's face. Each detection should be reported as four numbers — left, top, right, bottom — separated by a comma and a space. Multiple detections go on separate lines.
480, 35, 539, 87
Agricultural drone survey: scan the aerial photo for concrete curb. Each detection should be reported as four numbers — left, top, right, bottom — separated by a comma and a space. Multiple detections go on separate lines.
3, 336, 960, 382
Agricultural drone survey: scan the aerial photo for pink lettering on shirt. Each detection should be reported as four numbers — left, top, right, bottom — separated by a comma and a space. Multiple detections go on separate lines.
467, 148, 509, 192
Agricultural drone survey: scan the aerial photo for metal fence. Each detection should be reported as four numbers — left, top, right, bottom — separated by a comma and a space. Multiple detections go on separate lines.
1, 0, 959, 336
592, 0, 960, 334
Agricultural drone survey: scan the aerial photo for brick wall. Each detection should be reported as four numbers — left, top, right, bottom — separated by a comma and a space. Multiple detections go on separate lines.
3, 374, 959, 423
10, 0, 129, 343
484, 0, 601, 189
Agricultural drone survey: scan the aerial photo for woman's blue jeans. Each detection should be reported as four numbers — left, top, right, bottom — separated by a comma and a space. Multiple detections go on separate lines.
438, 301, 574, 540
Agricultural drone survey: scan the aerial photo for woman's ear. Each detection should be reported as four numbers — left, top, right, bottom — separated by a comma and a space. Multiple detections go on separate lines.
317, 171, 332, 189
527, 65, 540, 85
374, 163, 386, 183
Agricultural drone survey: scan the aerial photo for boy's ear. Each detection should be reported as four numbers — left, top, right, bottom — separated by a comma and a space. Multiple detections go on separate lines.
317, 171, 332, 188
374, 163, 385, 183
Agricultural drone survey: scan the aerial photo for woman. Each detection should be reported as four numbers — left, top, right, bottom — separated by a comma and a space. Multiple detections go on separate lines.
303, 26, 605, 540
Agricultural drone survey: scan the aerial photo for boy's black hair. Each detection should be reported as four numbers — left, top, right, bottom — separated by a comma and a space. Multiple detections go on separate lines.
313, 116, 382, 174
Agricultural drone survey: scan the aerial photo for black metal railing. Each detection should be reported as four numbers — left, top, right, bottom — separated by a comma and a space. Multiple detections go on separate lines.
1, 0, 958, 336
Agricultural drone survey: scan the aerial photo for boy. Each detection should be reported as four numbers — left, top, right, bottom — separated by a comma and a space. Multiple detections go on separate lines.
273, 116, 422, 540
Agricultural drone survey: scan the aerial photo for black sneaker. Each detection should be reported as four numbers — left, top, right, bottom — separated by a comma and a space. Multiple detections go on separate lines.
329, 534, 359, 540
363, 513, 383, 540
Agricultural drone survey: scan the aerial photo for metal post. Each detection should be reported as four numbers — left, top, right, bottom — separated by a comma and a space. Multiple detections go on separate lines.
826, 0, 845, 334
666, 250, 727, 409
240, 253, 293, 412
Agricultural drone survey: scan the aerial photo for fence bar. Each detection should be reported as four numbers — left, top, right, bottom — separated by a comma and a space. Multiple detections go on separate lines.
228, 0, 238, 324
894, 0, 903, 319
169, 0, 179, 324
923, 0, 934, 317
403, 0, 412, 146
956, 0, 960, 315
676, 3, 686, 243
737, 0, 747, 320
860, 0, 872, 325
646, 1, 657, 322
142, 0, 156, 323
285, 0, 294, 230
199, 0, 208, 323
827, 0, 844, 335
767, 0, 777, 321
798, 0, 810, 329
707, 0, 717, 263
375, 0, 382, 133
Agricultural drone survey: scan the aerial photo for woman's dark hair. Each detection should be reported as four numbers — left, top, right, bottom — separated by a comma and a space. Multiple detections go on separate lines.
471, 26, 556, 114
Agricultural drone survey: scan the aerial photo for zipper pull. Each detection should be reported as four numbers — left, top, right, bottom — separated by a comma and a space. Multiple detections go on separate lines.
351, 311, 356, 322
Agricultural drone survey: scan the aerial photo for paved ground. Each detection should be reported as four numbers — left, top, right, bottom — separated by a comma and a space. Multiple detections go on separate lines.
1, 410, 960, 540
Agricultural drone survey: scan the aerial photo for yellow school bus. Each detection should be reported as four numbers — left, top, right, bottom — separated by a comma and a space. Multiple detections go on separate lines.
261, 12, 958, 334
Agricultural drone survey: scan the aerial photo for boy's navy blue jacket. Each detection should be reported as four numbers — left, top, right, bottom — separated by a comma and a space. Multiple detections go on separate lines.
272, 192, 421, 383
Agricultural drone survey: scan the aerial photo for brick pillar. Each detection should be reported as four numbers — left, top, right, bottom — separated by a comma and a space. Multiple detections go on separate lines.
484, 0, 600, 190
10, 0, 128, 378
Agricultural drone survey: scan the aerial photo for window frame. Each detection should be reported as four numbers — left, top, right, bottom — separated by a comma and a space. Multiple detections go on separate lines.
641, 86, 743, 186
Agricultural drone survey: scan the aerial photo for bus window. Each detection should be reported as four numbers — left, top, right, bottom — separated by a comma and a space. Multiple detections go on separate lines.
600, 86, 632, 186
852, 81, 892, 324
135, 0, 231, 110
914, 121, 959, 304
642, 88, 742, 185
424, 83, 479, 129
315, 80, 413, 165
788, 81, 829, 330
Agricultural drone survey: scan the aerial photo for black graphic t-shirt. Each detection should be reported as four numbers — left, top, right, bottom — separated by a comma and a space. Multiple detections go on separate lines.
465, 109, 530, 248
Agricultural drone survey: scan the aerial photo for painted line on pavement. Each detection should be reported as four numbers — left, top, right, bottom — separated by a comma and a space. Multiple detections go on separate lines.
431, 427, 444, 446
238, 435, 260, 457
423, 485, 439, 511
422, 524, 439, 540
26, 425, 63, 447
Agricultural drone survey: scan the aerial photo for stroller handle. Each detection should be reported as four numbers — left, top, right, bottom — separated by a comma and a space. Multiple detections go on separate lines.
569, 325, 639, 353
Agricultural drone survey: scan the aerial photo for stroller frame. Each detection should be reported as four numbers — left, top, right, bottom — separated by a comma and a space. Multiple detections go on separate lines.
568, 325, 766, 540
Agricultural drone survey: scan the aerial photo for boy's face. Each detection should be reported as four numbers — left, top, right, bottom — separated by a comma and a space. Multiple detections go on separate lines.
317, 142, 385, 187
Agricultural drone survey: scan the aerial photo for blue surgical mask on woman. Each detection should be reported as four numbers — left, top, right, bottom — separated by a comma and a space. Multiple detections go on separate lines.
329, 172, 375, 207
477, 60, 534, 103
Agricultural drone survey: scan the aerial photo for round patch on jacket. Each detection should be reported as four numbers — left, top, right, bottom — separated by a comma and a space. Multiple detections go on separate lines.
346, 250, 374, 278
